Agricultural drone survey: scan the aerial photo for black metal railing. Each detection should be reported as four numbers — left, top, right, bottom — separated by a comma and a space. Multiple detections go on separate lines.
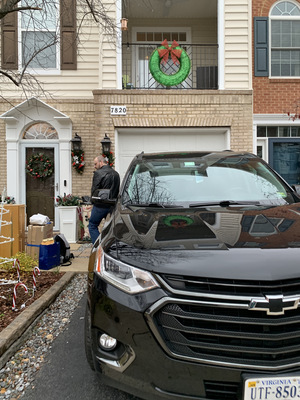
122, 43, 218, 90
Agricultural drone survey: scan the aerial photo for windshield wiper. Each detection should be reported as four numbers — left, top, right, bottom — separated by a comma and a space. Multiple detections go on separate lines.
125, 202, 183, 208
189, 200, 261, 208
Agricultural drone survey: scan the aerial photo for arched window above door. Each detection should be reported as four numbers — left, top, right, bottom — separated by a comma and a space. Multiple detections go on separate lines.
23, 122, 58, 139
271, 1, 300, 15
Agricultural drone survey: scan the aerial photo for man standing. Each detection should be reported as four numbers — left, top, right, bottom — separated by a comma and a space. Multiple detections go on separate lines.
89, 155, 120, 244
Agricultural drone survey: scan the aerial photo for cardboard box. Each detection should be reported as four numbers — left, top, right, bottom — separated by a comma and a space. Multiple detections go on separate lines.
26, 243, 40, 261
26, 222, 53, 260
27, 222, 53, 244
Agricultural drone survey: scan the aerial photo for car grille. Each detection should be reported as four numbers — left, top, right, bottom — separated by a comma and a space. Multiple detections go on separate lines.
146, 275, 300, 370
161, 274, 300, 297
204, 381, 240, 400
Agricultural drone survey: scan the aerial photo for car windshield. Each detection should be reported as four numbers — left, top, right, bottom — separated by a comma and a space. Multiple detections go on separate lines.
122, 154, 294, 207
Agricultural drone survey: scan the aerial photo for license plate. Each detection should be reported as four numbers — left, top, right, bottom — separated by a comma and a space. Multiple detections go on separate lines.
244, 376, 300, 400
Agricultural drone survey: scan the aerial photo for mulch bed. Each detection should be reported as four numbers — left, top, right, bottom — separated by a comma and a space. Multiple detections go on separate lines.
0, 270, 65, 332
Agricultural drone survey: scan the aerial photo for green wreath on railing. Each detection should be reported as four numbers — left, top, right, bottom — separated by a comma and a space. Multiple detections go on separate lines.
149, 39, 191, 87
26, 153, 54, 180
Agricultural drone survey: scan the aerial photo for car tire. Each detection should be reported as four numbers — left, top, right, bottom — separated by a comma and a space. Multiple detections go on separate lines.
84, 303, 95, 371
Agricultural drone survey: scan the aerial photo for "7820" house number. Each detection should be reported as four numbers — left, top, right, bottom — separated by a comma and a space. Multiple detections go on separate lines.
110, 106, 127, 115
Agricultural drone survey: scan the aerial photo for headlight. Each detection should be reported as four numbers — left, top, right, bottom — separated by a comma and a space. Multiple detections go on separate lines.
94, 248, 159, 294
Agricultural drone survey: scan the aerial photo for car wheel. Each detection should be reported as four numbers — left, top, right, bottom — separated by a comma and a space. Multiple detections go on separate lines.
84, 303, 95, 371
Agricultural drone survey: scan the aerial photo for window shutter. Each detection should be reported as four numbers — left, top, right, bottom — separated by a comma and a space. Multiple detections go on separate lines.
60, 0, 77, 70
1, 8, 18, 69
254, 17, 269, 77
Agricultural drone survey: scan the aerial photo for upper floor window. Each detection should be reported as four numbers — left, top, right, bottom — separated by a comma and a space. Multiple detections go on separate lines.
270, 1, 300, 77
20, 0, 59, 70
1, 0, 77, 72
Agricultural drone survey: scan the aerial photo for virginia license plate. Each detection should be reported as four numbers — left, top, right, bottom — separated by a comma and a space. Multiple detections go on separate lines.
244, 376, 300, 400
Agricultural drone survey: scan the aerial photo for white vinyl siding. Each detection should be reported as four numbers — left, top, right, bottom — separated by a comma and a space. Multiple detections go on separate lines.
1, 16, 101, 98
0, 0, 252, 97
224, 0, 252, 89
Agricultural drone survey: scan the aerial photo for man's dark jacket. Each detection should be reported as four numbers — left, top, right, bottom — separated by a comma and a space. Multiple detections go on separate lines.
91, 165, 120, 206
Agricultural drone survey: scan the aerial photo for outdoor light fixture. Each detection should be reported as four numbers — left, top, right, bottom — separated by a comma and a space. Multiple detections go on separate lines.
101, 133, 112, 154
70, 132, 82, 151
120, 18, 128, 31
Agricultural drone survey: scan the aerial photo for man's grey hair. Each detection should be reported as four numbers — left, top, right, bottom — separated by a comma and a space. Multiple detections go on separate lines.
96, 155, 108, 163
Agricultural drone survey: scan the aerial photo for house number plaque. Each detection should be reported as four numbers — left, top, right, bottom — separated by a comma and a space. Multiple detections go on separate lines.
110, 106, 127, 115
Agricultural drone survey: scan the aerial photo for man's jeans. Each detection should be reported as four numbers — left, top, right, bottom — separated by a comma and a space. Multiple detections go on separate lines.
88, 205, 111, 244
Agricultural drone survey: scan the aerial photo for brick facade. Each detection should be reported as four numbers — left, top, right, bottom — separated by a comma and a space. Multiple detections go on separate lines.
93, 89, 253, 153
253, 78, 300, 115
49, 100, 97, 196
0, 90, 253, 200
253, 0, 300, 115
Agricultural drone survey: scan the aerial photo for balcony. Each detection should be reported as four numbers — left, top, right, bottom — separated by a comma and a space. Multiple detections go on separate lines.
122, 43, 218, 90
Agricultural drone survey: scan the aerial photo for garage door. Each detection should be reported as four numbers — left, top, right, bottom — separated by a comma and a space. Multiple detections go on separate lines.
117, 128, 229, 179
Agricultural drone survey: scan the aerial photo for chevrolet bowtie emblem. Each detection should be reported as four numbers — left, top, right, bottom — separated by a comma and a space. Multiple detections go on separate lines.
249, 294, 300, 315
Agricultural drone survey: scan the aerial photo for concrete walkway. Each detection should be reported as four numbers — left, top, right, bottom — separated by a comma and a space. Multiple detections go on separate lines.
67, 242, 92, 272
0, 242, 92, 369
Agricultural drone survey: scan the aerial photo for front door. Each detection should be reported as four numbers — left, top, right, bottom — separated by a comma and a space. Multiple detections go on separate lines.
269, 139, 300, 185
25, 147, 56, 225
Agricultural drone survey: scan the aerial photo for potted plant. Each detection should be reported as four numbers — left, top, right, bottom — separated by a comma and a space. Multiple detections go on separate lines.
0, 194, 16, 204
56, 194, 81, 243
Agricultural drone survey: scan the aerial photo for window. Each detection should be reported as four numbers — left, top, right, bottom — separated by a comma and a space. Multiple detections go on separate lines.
23, 123, 58, 139
270, 1, 300, 77
20, 0, 59, 70
1, 0, 77, 71
257, 126, 300, 137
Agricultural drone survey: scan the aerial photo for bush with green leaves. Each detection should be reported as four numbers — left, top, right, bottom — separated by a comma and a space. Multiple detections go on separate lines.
1, 252, 38, 272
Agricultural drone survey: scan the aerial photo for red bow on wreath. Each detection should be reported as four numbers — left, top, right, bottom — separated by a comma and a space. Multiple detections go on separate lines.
158, 39, 182, 65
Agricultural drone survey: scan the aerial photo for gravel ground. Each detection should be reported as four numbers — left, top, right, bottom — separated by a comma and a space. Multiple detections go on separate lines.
0, 274, 87, 400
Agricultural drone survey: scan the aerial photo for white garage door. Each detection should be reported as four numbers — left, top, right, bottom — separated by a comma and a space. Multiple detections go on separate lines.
116, 128, 229, 180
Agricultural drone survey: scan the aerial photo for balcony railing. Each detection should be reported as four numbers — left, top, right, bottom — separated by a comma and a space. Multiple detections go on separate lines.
122, 43, 218, 90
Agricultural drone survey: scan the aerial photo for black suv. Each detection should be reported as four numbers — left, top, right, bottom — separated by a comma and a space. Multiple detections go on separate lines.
85, 151, 300, 400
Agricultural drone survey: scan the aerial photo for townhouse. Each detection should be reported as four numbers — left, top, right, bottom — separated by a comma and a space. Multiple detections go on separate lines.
0, 0, 277, 230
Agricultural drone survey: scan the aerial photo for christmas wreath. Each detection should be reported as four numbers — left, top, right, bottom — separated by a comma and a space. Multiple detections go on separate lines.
72, 149, 85, 174
163, 215, 194, 228
26, 153, 54, 180
103, 151, 115, 167
149, 39, 191, 87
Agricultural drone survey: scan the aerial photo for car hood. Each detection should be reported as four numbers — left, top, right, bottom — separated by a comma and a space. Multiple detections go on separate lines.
105, 203, 300, 280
